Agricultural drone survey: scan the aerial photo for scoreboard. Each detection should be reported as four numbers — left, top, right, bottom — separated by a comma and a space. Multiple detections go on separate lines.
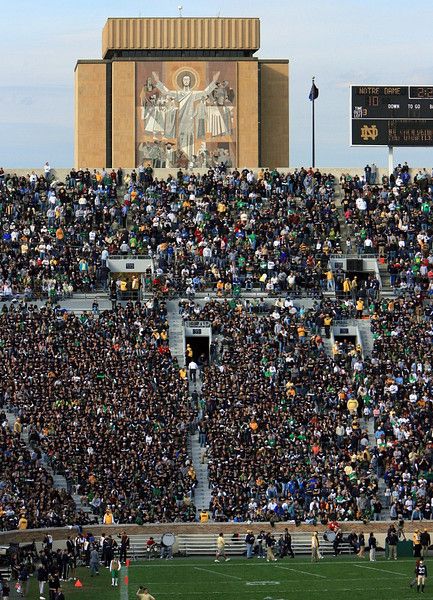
351, 85, 433, 146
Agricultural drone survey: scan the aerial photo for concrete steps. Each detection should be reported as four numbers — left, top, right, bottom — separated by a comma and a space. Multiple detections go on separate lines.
189, 432, 213, 512
322, 336, 334, 358
378, 263, 397, 297
165, 304, 213, 516
365, 417, 390, 520
187, 371, 212, 515
356, 319, 375, 357
114, 533, 353, 558
166, 303, 212, 516
166, 300, 185, 366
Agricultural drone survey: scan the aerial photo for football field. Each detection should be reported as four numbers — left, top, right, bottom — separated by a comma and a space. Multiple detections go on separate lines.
25, 556, 428, 600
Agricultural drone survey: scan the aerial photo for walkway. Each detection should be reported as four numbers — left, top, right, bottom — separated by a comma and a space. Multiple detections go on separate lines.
188, 374, 213, 513
166, 300, 213, 515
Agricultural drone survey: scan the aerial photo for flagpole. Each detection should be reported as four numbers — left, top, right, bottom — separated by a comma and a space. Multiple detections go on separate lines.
312, 76, 315, 168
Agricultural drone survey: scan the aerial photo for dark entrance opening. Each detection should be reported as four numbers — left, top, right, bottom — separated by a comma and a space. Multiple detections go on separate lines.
185, 336, 210, 367
344, 257, 373, 286
345, 270, 372, 285
333, 335, 357, 353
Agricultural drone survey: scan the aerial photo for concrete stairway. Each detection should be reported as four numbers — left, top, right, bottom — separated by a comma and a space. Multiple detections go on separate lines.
334, 182, 352, 253
322, 335, 334, 358
356, 319, 375, 357
365, 417, 390, 520
166, 299, 185, 366
166, 301, 212, 515
377, 260, 397, 297
187, 373, 213, 513
189, 429, 212, 513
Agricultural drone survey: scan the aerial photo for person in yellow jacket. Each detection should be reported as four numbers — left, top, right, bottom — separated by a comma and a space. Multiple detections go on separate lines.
297, 324, 306, 343
326, 269, 335, 290
356, 298, 364, 318
324, 314, 333, 339
413, 530, 422, 557
103, 508, 114, 525
13, 418, 22, 436
343, 277, 351, 295
18, 514, 28, 530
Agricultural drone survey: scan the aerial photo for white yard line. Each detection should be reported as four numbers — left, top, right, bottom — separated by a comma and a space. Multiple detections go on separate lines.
276, 565, 326, 579
132, 587, 393, 596
194, 566, 243, 580
143, 592, 224, 596
353, 563, 408, 577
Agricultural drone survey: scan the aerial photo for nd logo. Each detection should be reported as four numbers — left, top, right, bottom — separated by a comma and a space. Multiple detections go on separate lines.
360, 124, 379, 141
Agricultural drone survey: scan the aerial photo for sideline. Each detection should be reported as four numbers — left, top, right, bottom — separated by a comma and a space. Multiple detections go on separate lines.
120, 563, 129, 600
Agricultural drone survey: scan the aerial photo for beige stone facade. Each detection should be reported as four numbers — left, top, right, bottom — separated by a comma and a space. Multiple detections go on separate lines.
75, 18, 289, 169
74, 63, 107, 168
112, 61, 136, 168
260, 61, 290, 168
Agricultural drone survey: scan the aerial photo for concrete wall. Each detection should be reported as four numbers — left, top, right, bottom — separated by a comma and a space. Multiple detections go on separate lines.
260, 61, 289, 167
75, 63, 107, 168
3, 166, 428, 180
107, 257, 153, 273
0, 521, 422, 545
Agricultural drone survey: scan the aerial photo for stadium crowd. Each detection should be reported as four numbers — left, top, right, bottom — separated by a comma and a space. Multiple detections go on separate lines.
1, 162, 433, 531
0, 166, 340, 301
0, 300, 197, 529
195, 299, 377, 523
342, 164, 433, 295
0, 411, 78, 531
146, 167, 340, 295
0, 169, 128, 300
183, 290, 433, 523
367, 295, 433, 521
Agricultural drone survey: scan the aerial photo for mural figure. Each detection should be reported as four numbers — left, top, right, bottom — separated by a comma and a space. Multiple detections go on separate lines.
136, 63, 236, 168
150, 70, 220, 160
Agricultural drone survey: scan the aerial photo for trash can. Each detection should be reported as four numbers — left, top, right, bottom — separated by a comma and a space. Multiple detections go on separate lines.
397, 540, 413, 557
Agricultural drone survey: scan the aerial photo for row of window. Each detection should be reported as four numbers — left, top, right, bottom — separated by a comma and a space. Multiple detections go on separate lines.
105, 49, 255, 59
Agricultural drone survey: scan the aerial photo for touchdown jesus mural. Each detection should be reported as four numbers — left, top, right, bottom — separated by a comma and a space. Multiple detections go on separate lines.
136, 61, 237, 168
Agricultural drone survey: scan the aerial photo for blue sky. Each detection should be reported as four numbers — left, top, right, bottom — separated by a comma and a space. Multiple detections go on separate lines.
2, 0, 433, 168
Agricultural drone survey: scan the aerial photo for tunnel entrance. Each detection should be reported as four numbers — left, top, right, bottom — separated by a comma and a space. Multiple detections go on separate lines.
185, 335, 210, 367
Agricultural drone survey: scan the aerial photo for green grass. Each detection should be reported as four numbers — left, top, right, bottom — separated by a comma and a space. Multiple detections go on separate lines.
26, 556, 428, 600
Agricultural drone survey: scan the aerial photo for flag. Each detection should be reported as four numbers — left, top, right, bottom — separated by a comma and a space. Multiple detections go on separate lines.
309, 81, 319, 101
